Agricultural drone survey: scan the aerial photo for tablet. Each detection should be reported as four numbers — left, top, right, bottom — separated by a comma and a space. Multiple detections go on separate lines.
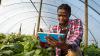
38, 32, 65, 42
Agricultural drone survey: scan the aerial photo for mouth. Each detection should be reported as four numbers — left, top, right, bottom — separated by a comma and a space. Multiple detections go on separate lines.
59, 20, 66, 24
59, 21, 64, 23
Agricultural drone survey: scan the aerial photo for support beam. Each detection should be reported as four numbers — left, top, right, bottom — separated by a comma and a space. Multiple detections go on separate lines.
36, 0, 43, 34
84, 0, 88, 48
0, 0, 1, 5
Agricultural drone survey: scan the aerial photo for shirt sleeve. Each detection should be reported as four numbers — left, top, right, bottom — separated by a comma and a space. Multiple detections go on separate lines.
66, 19, 83, 49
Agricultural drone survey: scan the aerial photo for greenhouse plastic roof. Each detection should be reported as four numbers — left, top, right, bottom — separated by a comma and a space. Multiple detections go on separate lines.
0, 0, 100, 47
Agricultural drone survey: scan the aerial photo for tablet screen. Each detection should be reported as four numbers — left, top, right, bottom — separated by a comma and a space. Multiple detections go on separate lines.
38, 32, 65, 42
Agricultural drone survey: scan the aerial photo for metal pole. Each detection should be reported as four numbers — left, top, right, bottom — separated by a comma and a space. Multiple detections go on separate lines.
36, 0, 43, 34
84, 0, 88, 48
33, 23, 36, 35
0, 0, 1, 4
19, 23, 22, 35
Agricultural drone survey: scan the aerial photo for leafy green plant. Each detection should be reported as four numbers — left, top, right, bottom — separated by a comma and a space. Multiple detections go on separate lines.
0, 33, 100, 56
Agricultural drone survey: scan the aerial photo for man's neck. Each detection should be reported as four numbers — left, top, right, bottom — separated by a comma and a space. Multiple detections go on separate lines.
59, 23, 68, 29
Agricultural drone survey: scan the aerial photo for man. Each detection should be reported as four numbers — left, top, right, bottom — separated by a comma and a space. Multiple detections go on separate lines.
45, 4, 83, 56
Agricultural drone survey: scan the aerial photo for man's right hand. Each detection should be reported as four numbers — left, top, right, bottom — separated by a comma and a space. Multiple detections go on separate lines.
46, 36, 59, 47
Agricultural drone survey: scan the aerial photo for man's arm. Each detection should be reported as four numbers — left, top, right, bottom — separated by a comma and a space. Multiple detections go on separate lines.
66, 19, 83, 47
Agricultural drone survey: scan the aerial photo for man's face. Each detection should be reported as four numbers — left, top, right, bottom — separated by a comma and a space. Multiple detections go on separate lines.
57, 9, 69, 24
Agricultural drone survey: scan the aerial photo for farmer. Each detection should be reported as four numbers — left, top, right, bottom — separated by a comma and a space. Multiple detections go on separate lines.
45, 4, 83, 56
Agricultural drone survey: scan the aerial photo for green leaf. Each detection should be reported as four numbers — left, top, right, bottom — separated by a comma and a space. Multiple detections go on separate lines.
34, 49, 41, 55
25, 50, 35, 56
0, 50, 14, 56
0, 45, 14, 50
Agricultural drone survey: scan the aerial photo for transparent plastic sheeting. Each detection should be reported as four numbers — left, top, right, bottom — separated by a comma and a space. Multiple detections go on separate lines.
0, 0, 100, 47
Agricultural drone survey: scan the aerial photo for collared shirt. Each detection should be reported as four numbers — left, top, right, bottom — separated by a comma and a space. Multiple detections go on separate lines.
50, 19, 83, 56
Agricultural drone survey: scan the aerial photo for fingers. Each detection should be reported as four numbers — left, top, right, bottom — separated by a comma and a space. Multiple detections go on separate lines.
35, 34, 39, 39
46, 36, 58, 46
59, 36, 65, 43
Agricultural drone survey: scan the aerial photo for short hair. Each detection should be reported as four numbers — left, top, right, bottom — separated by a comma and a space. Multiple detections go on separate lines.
57, 4, 71, 17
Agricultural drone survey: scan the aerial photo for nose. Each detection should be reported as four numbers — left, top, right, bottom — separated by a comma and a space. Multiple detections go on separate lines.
59, 16, 63, 20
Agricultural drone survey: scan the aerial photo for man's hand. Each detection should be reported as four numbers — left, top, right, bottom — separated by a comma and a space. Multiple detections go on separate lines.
46, 36, 58, 47
46, 35, 71, 54
46, 36, 66, 47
